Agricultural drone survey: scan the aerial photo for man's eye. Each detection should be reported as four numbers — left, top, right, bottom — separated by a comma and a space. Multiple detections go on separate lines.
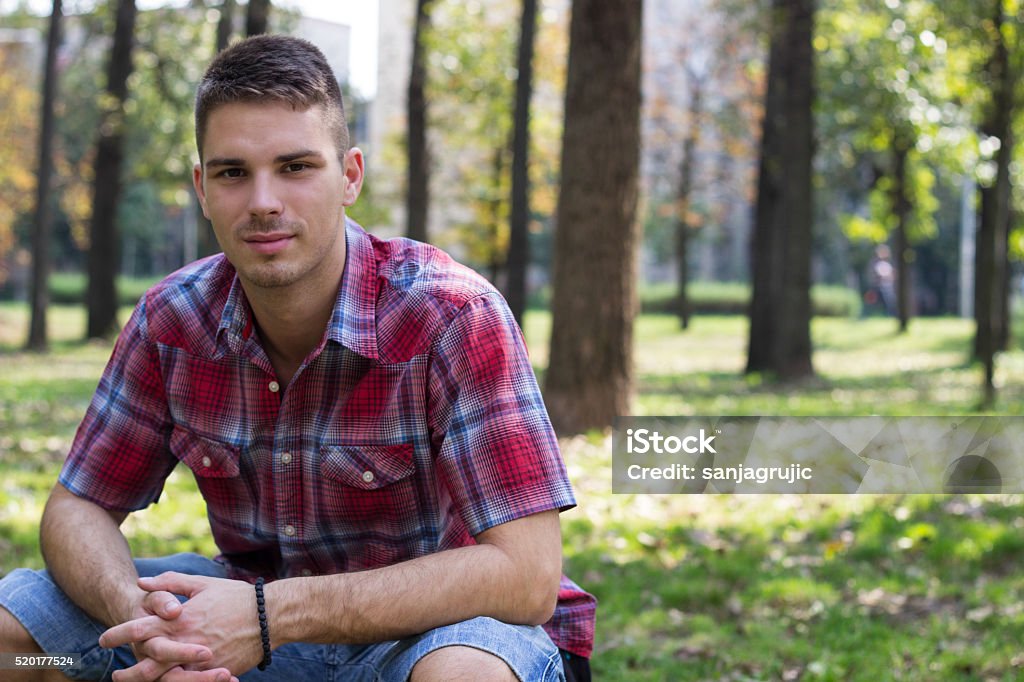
284, 163, 309, 173
219, 168, 245, 178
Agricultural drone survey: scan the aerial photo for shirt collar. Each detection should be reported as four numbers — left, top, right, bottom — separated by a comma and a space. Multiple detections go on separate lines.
326, 218, 379, 359
216, 218, 379, 360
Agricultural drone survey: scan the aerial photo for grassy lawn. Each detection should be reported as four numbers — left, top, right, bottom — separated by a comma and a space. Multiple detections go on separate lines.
2, 303, 1023, 680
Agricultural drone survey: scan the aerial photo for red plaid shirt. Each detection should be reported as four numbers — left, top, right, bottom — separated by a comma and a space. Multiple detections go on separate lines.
60, 220, 595, 657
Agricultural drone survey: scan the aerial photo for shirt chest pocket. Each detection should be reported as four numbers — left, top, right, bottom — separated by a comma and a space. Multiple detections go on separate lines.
318, 443, 421, 545
171, 425, 242, 477
319, 443, 415, 489
170, 425, 257, 533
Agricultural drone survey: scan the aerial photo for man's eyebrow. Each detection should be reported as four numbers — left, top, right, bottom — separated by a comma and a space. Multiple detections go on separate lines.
204, 150, 325, 169
275, 149, 325, 164
205, 157, 245, 169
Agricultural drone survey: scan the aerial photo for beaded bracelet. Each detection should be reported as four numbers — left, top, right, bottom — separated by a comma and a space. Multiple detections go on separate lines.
255, 577, 272, 670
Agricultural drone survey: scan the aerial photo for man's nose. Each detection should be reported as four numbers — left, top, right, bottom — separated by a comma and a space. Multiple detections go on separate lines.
247, 172, 284, 217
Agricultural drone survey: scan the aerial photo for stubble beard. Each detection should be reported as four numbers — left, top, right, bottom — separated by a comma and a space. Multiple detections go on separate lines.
236, 216, 306, 289
235, 215, 344, 291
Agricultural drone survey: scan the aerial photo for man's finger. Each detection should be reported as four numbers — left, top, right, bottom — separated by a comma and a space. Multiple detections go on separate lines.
138, 571, 209, 598
160, 666, 237, 682
109, 655, 172, 682
140, 636, 212, 666
141, 589, 184, 619
100, 614, 165, 648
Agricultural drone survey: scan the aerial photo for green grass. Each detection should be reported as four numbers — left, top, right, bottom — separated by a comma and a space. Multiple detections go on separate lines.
2, 305, 1024, 680
46, 272, 161, 306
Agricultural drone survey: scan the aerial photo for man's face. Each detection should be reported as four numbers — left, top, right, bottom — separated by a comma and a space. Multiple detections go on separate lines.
193, 101, 362, 292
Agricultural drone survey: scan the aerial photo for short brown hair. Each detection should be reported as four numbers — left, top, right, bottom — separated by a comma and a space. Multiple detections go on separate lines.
195, 35, 348, 161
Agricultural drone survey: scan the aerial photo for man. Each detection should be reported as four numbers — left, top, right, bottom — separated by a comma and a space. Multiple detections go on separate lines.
0, 35, 594, 682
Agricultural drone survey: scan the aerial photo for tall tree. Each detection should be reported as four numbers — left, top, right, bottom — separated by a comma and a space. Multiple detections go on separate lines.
506, 0, 538, 325
86, 0, 137, 339
544, 0, 643, 435
973, 1, 1018, 405
673, 67, 705, 329
423, 0, 566, 284
245, 0, 270, 36
26, 0, 63, 351
745, 0, 815, 379
816, 0, 954, 330
198, 0, 237, 259
406, 0, 434, 243
217, 0, 236, 51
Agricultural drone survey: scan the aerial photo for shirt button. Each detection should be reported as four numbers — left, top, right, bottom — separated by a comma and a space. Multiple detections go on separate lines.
268, 380, 280, 393
281, 452, 292, 465
283, 524, 296, 537
300, 568, 313, 577
201, 456, 212, 468
361, 470, 375, 484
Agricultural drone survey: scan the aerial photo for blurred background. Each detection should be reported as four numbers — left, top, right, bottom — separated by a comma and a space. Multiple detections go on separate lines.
3, 1, 1024, 678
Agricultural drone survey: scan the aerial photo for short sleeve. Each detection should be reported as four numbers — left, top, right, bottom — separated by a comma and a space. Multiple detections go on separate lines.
427, 292, 575, 536
59, 299, 178, 511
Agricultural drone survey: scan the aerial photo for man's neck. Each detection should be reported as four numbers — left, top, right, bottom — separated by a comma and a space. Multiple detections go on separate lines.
244, 270, 342, 388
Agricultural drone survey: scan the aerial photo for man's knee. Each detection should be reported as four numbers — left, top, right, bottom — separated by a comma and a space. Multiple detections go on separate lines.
0, 604, 41, 652
0, 607, 68, 681
410, 645, 517, 682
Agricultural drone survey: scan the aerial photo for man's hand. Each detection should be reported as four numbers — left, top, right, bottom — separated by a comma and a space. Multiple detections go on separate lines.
123, 588, 223, 682
101, 573, 261, 682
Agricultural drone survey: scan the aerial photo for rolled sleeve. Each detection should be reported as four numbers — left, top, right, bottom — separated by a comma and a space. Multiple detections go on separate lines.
428, 293, 575, 537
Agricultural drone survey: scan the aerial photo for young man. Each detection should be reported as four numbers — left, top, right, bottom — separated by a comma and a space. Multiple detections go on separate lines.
0, 35, 594, 681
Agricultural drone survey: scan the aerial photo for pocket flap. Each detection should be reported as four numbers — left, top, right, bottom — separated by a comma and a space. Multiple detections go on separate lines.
171, 426, 241, 478
320, 443, 415, 490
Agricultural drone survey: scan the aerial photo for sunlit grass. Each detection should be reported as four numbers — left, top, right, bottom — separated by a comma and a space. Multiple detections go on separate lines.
3, 304, 1024, 679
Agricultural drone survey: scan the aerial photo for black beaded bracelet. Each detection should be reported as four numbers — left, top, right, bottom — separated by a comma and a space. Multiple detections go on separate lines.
255, 577, 272, 671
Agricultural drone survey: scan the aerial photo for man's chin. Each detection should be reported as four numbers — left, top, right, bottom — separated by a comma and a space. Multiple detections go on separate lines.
238, 264, 301, 290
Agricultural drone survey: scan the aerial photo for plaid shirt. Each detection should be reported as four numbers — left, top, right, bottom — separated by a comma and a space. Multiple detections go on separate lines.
60, 219, 596, 658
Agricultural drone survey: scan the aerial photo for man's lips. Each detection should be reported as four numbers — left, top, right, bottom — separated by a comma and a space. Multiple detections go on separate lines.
243, 232, 294, 254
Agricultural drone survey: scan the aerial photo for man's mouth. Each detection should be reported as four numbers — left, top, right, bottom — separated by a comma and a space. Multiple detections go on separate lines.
243, 232, 294, 254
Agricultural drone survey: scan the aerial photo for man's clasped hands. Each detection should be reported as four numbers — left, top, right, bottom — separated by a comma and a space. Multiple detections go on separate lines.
99, 572, 265, 682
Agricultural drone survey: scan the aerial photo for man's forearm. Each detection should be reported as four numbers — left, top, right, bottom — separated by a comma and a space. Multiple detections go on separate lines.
40, 483, 144, 627
264, 511, 562, 648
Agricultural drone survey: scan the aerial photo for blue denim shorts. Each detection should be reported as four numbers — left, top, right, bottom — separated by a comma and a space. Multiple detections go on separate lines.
0, 553, 565, 682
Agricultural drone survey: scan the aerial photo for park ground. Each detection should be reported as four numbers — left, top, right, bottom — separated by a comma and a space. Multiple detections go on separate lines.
2, 304, 1023, 681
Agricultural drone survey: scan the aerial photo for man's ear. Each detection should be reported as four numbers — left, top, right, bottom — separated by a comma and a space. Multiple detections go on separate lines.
342, 147, 365, 207
193, 162, 210, 219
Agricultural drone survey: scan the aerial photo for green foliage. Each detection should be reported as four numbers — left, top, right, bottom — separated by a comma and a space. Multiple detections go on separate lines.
817, 0, 963, 255
424, 0, 516, 271
422, 0, 566, 275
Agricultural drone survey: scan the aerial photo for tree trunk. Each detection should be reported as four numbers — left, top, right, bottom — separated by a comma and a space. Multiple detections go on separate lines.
973, 0, 1014, 405
86, 0, 137, 340
675, 76, 703, 330
245, 0, 269, 36
488, 144, 506, 285
198, 0, 236, 258
406, 0, 433, 243
745, 0, 815, 380
892, 135, 912, 333
998, 209, 1015, 350
217, 0, 235, 51
544, 0, 643, 435
26, 0, 63, 351
506, 0, 538, 326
